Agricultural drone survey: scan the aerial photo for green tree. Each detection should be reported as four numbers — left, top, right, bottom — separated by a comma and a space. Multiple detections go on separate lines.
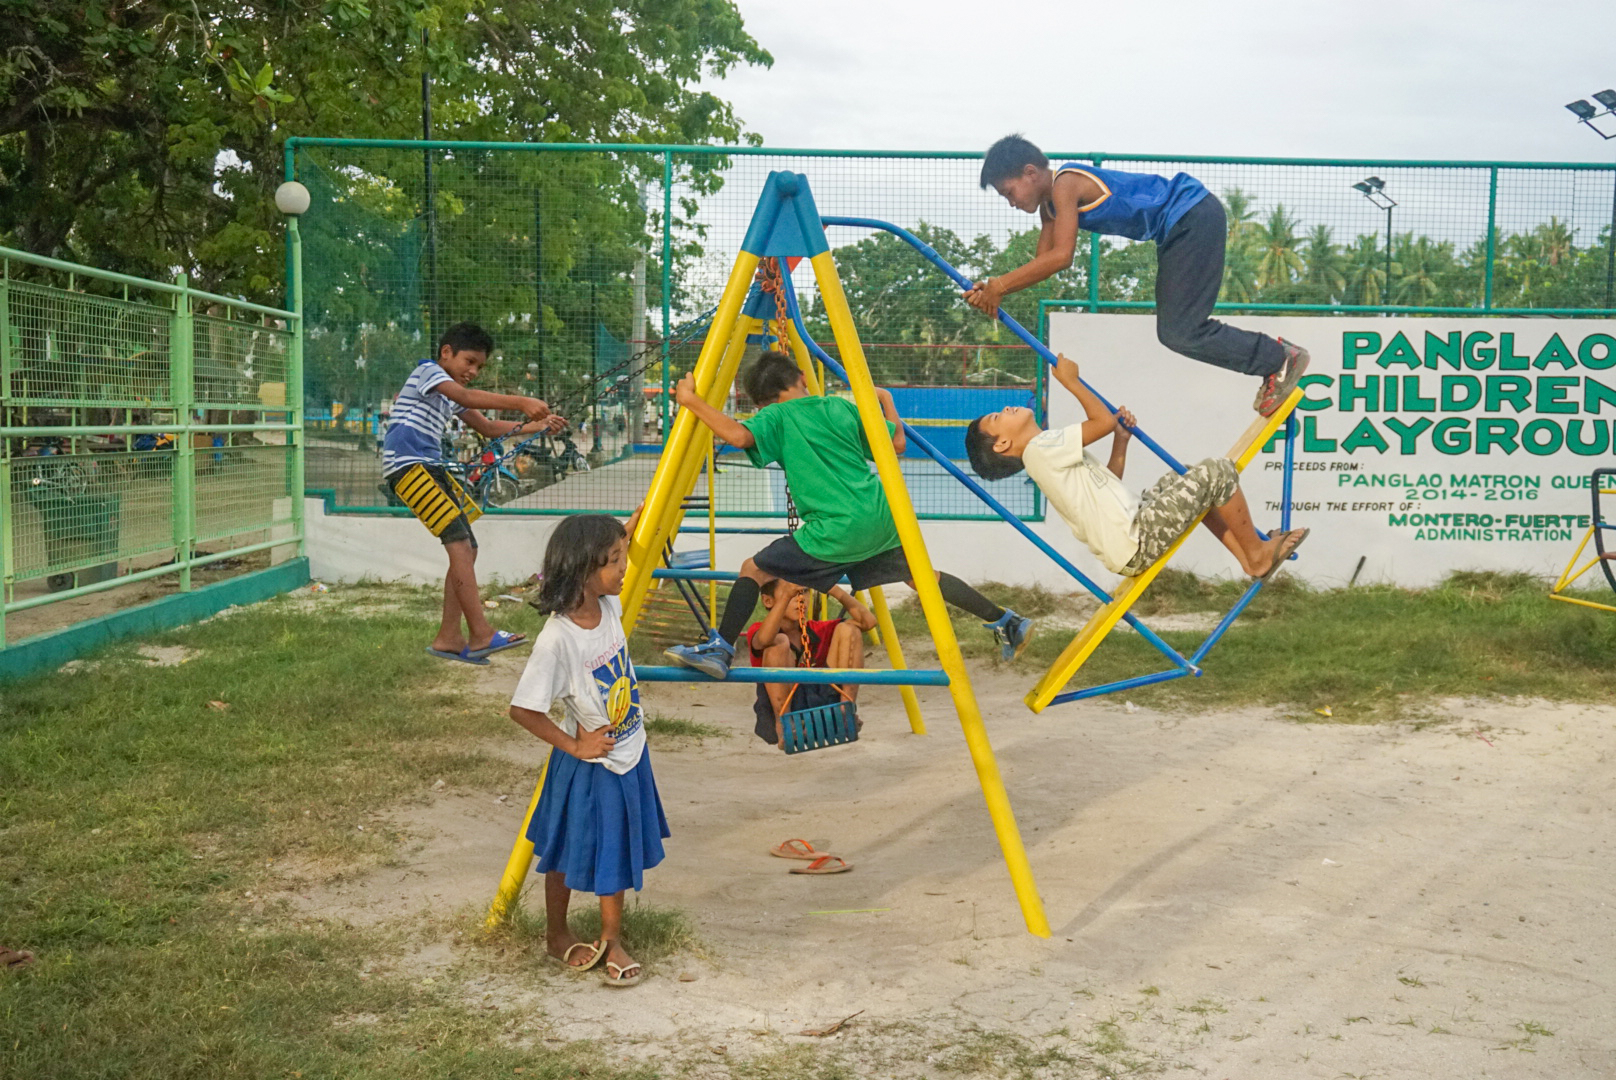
1252, 204, 1305, 301
1219, 188, 1261, 303
1299, 224, 1346, 305
0, 1, 771, 302
1344, 234, 1390, 306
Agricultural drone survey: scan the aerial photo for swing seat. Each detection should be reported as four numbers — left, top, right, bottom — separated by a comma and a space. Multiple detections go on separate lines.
779, 699, 860, 754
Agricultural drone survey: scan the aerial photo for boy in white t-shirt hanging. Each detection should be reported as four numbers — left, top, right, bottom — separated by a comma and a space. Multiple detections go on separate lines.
508, 512, 668, 988
964, 354, 1308, 580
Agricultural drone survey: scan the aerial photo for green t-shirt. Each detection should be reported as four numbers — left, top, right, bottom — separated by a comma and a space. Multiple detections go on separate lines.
742, 395, 900, 563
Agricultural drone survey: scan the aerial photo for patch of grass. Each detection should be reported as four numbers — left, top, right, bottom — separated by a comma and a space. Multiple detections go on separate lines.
891, 571, 1616, 718
0, 585, 650, 1080
644, 714, 730, 743
728, 1045, 856, 1080
493, 896, 703, 963
933, 1028, 1083, 1079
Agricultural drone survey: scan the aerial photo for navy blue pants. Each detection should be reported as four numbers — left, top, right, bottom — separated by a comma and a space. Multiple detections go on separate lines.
1155, 195, 1286, 378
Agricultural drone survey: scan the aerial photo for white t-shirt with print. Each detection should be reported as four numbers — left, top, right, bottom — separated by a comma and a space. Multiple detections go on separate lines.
1022, 424, 1141, 575
510, 596, 647, 775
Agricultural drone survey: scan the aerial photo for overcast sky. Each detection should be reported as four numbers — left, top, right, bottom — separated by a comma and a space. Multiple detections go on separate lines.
699, 0, 1616, 163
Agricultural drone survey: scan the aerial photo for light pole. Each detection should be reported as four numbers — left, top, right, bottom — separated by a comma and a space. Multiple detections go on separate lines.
1353, 177, 1397, 302
1565, 89, 1616, 307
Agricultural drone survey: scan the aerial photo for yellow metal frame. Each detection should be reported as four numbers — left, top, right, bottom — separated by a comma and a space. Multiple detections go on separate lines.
1024, 388, 1306, 714
485, 188, 1049, 936
1548, 489, 1616, 614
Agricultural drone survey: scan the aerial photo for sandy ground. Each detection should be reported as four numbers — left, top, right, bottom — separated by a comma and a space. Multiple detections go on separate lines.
281, 651, 1616, 1079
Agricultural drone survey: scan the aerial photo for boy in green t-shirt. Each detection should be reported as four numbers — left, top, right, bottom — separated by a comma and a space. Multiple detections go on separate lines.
664, 351, 1032, 680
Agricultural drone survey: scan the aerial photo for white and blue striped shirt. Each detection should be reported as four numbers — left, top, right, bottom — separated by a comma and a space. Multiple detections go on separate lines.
382, 361, 465, 477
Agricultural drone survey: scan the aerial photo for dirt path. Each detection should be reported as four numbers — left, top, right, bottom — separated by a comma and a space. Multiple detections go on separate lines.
286, 658, 1616, 1078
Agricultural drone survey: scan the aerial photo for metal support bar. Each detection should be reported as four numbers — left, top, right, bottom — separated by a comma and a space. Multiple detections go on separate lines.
1048, 667, 1193, 706
636, 665, 950, 686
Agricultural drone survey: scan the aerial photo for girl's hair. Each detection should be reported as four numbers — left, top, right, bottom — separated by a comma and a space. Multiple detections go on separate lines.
536, 514, 626, 615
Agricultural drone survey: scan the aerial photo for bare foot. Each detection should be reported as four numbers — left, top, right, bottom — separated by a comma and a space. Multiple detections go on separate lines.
600, 940, 642, 986
430, 637, 469, 654
547, 933, 604, 969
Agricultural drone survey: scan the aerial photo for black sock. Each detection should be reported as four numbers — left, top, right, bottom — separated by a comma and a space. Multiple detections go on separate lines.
716, 577, 761, 646
937, 573, 1004, 623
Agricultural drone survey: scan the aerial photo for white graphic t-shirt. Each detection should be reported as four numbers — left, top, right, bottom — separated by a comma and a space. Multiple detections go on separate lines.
510, 595, 647, 775
1022, 424, 1142, 575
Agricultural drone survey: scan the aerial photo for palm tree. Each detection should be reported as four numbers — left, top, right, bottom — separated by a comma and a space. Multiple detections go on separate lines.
1219, 188, 1260, 302
1300, 225, 1345, 305
1344, 233, 1389, 306
1253, 204, 1305, 299
1391, 235, 1456, 307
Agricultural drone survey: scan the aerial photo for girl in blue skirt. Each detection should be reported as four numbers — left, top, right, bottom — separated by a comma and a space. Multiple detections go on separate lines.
510, 513, 669, 987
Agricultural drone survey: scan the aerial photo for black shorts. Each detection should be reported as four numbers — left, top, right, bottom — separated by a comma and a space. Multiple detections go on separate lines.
750, 534, 912, 593
386, 463, 480, 548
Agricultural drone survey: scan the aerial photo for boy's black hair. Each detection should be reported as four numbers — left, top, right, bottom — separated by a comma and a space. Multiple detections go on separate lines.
965, 417, 1027, 481
438, 321, 495, 357
535, 514, 626, 615
980, 135, 1048, 189
743, 350, 804, 407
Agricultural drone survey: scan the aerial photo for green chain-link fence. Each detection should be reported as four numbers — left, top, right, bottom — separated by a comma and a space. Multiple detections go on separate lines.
288, 139, 1616, 518
1, 247, 303, 648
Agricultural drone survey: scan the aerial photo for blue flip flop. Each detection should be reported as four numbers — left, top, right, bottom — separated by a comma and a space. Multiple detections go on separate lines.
468, 629, 528, 659
425, 645, 491, 666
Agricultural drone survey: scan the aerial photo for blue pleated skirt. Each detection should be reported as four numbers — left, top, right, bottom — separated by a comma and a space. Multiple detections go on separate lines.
528, 747, 669, 896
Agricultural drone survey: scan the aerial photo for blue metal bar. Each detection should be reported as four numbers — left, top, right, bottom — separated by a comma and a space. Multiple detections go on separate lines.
1281, 415, 1297, 533
1048, 667, 1193, 706
1188, 578, 1265, 667
777, 269, 1195, 674
678, 526, 790, 535
636, 665, 951, 686
653, 568, 738, 581
821, 216, 1186, 475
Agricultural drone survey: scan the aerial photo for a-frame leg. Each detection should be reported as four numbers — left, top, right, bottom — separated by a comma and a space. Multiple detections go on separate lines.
1025, 389, 1306, 713
809, 249, 1050, 938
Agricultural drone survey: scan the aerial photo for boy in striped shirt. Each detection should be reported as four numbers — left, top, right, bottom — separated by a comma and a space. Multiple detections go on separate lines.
383, 322, 564, 665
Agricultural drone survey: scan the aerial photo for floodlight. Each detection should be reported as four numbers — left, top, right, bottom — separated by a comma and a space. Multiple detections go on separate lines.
1364, 176, 1385, 191
1352, 181, 1373, 194
1593, 89, 1616, 110
1567, 100, 1598, 119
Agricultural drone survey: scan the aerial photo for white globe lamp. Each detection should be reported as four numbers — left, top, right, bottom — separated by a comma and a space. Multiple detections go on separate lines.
274, 181, 311, 216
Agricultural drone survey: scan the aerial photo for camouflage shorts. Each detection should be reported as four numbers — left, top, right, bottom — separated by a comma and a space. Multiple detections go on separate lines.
1122, 457, 1240, 575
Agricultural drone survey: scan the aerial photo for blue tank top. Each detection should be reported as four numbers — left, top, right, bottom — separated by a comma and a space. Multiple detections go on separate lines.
1045, 163, 1209, 245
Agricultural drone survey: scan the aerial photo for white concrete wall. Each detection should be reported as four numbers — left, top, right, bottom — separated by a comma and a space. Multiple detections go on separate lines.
304, 497, 1135, 597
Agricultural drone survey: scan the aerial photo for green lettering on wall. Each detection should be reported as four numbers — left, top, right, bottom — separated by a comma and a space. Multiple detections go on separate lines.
1522, 419, 1564, 455
1424, 330, 1461, 370
1585, 376, 1616, 414
1533, 334, 1576, 370
1484, 375, 1531, 413
1298, 374, 1333, 411
1535, 376, 1578, 414
1342, 331, 1381, 371
1339, 374, 1379, 412
1497, 332, 1530, 371
1402, 375, 1436, 411
1441, 375, 1481, 411
1341, 418, 1390, 454
1384, 416, 1433, 453
1475, 418, 1519, 455
1302, 415, 1337, 452
1463, 331, 1496, 370
1579, 333, 1616, 371
1377, 331, 1421, 370
1433, 418, 1472, 454
1566, 419, 1611, 455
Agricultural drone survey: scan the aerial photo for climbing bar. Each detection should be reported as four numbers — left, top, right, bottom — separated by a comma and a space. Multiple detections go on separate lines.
635, 665, 951, 686
652, 568, 738, 581
822, 216, 1187, 475
1048, 667, 1195, 707
776, 269, 1196, 674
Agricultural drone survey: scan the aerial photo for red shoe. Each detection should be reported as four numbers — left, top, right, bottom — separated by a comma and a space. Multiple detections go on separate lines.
1254, 339, 1310, 416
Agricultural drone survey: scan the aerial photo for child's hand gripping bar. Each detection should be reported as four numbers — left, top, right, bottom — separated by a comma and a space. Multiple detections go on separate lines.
820, 216, 1187, 476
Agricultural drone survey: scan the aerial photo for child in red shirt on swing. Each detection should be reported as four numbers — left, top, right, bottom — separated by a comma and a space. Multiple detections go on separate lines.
743, 579, 875, 748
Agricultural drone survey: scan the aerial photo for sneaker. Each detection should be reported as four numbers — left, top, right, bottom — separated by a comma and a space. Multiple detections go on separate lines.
1253, 338, 1310, 416
985, 609, 1034, 662
664, 631, 735, 679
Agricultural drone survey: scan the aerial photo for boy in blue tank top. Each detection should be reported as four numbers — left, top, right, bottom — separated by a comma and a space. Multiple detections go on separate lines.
964, 135, 1308, 417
